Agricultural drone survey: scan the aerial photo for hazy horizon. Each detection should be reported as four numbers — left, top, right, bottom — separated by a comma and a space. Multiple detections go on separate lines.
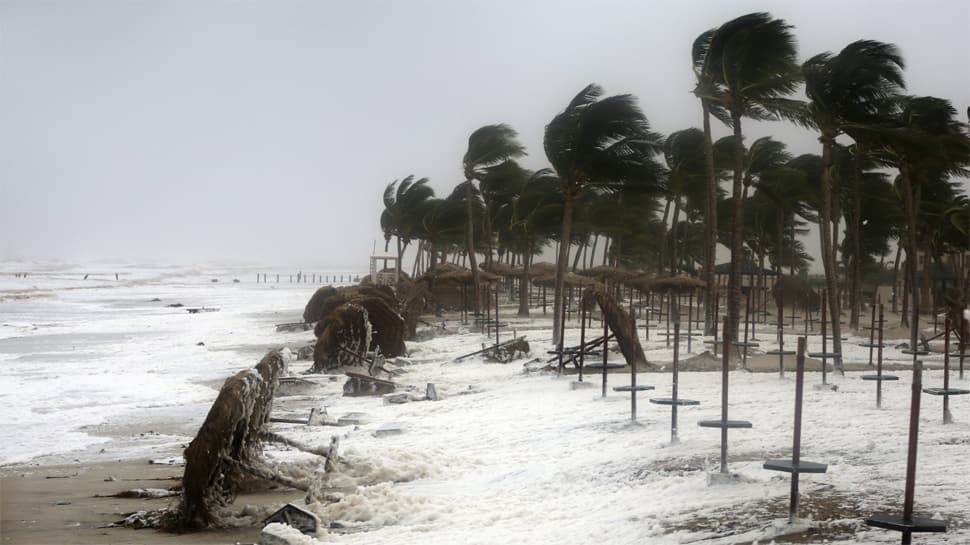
2, 1, 968, 271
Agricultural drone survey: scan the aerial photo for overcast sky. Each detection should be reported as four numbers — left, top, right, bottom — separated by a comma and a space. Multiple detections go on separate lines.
1, 0, 968, 269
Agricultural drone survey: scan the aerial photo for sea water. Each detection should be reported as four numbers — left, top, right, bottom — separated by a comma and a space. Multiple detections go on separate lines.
0, 261, 359, 466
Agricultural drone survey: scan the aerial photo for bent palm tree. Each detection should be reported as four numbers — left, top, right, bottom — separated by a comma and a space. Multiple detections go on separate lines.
380, 175, 434, 279
545, 84, 666, 344
801, 39, 906, 369
694, 12, 801, 339
462, 125, 526, 314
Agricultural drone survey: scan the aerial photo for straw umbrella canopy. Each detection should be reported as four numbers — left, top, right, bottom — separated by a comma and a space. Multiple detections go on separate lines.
578, 265, 635, 284
647, 275, 707, 293
530, 261, 557, 276
532, 272, 597, 289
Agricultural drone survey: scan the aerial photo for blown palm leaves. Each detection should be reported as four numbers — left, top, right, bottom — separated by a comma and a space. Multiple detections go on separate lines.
380, 176, 434, 279
544, 83, 666, 344
461, 124, 526, 313
693, 12, 801, 339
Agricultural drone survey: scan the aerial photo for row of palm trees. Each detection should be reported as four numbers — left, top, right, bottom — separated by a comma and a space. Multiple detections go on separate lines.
380, 12, 970, 351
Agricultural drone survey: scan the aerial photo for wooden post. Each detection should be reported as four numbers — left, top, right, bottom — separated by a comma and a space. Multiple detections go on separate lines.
687, 290, 694, 353
601, 313, 609, 398
671, 321, 681, 443
944, 318, 952, 424
741, 289, 751, 369
495, 288, 500, 346
630, 316, 638, 421
557, 294, 567, 375
868, 298, 877, 366
778, 291, 785, 377
902, 362, 924, 544
821, 292, 828, 385
578, 301, 586, 382
878, 304, 885, 409
789, 336, 807, 524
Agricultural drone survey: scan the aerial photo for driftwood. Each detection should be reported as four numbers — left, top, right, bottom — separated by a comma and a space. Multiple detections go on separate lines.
582, 284, 655, 370
163, 351, 284, 532
453, 336, 528, 362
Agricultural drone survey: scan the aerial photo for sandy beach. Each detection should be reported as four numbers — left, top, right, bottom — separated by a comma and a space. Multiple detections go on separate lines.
3, 265, 969, 545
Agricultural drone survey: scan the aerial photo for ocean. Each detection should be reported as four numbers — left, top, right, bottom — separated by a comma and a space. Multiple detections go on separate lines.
0, 261, 359, 466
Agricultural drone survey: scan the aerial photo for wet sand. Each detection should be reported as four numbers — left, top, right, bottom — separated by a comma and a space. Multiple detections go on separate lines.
0, 459, 301, 545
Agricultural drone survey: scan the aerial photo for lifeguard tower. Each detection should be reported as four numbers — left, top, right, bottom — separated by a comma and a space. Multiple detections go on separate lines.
369, 254, 399, 286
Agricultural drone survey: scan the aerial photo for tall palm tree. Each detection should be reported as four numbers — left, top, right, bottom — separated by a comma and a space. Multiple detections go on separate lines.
800, 40, 906, 367
865, 96, 970, 342
502, 168, 563, 315
462, 125, 526, 314
662, 128, 708, 274
544, 84, 666, 344
693, 12, 801, 339
380, 175, 434, 279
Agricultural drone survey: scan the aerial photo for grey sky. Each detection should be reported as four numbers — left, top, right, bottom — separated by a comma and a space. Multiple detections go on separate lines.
1, 0, 968, 269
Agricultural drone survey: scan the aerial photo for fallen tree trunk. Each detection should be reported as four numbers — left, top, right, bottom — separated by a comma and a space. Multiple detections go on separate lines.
582, 284, 655, 371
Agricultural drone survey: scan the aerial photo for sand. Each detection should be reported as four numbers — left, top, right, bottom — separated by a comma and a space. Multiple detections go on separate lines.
0, 459, 302, 545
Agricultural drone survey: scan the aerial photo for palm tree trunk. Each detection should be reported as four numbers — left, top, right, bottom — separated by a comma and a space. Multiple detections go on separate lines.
396, 237, 404, 280
483, 203, 494, 267
602, 237, 610, 266
702, 101, 718, 335
850, 150, 863, 328
465, 181, 482, 313
728, 110, 745, 341
659, 197, 672, 271
571, 239, 585, 271
518, 252, 531, 316
899, 166, 920, 350
775, 208, 785, 274
819, 135, 844, 370
892, 242, 902, 313
552, 195, 575, 345
670, 198, 682, 275
589, 234, 599, 270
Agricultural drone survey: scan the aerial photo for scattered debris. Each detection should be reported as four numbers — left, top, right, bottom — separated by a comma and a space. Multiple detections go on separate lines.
336, 412, 367, 426
343, 371, 397, 397
374, 422, 403, 437
166, 303, 184, 308
263, 504, 320, 536
426, 383, 439, 401
186, 307, 220, 314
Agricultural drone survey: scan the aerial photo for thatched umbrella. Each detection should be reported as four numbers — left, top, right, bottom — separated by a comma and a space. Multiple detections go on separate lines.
647, 275, 707, 293
482, 262, 519, 277
532, 272, 597, 289
581, 284, 655, 370
579, 265, 635, 283
530, 261, 556, 276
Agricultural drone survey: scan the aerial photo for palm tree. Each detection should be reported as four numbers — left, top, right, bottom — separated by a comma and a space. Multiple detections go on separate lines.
380, 175, 434, 279
544, 84, 666, 344
502, 168, 563, 315
800, 40, 906, 366
462, 125, 526, 314
865, 96, 970, 341
693, 12, 801, 339
662, 128, 708, 274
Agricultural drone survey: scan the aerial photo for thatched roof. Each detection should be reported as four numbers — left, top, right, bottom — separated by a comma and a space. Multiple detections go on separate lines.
647, 275, 707, 292
578, 265, 635, 282
421, 263, 499, 285
482, 262, 519, 277
532, 272, 597, 288
624, 274, 705, 294
714, 261, 779, 276
530, 261, 556, 276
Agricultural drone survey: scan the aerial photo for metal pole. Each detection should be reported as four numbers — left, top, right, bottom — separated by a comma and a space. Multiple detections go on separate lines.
944, 318, 952, 424
878, 304, 885, 409
601, 312, 609, 398
821, 291, 828, 385
720, 316, 730, 473
631, 316, 638, 421
868, 298, 877, 366
901, 362, 925, 545
688, 290, 694, 353
578, 302, 586, 382
671, 321, 681, 444
778, 290, 785, 377
789, 336, 807, 524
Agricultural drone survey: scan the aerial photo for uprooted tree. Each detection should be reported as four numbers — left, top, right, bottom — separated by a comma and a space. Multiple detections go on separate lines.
582, 283, 656, 371
163, 350, 285, 531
